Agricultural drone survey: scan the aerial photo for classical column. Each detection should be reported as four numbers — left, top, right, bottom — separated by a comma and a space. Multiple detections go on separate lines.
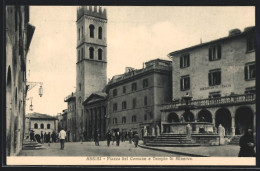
231, 117, 235, 136
212, 118, 215, 125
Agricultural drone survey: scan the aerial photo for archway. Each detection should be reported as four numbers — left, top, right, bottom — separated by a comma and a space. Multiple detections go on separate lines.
182, 111, 195, 122
215, 108, 231, 135
235, 106, 254, 135
198, 109, 212, 122
6, 66, 12, 156
167, 113, 179, 122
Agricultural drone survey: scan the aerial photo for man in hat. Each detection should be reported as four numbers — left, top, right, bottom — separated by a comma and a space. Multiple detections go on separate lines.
59, 128, 66, 150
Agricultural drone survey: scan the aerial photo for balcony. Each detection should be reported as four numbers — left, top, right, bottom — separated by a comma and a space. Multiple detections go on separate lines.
64, 92, 76, 102
162, 93, 256, 112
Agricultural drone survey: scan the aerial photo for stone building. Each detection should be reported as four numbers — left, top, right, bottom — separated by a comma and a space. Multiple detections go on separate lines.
25, 113, 58, 136
64, 92, 76, 142
74, 6, 108, 141
5, 6, 35, 156
83, 92, 107, 140
161, 26, 255, 136
105, 59, 172, 137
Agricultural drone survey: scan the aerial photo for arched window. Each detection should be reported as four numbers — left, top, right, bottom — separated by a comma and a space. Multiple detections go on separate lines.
81, 26, 84, 38
40, 123, 44, 129
98, 27, 102, 39
34, 123, 38, 129
89, 47, 94, 59
89, 25, 95, 38
81, 48, 84, 60
98, 49, 103, 60
47, 124, 50, 129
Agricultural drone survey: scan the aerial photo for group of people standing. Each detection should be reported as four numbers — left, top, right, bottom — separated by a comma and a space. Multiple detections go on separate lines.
29, 130, 58, 144
105, 129, 139, 148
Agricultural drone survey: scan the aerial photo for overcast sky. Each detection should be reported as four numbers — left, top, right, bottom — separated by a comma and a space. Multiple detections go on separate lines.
25, 6, 255, 116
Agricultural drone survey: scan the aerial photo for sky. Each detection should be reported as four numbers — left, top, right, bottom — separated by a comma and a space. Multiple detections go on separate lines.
25, 6, 255, 116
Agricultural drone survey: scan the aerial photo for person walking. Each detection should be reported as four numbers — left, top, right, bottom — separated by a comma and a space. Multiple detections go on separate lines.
128, 130, 133, 144
59, 128, 66, 150
133, 131, 139, 148
106, 130, 112, 147
40, 131, 44, 143
94, 129, 100, 146
238, 128, 256, 157
115, 131, 120, 146
46, 132, 51, 146
44, 132, 47, 143
51, 131, 56, 143
112, 131, 115, 145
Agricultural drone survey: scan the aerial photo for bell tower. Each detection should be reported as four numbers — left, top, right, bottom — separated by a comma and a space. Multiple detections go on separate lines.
75, 6, 107, 140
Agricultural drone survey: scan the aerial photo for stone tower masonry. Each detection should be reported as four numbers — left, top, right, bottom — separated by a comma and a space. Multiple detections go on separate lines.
75, 6, 107, 141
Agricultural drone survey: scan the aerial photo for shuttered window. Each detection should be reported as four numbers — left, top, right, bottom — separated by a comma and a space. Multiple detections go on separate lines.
208, 69, 221, 86
180, 75, 190, 91
209, 45, 221, 61
245, 62, 255, 80
180, 54, 190, 68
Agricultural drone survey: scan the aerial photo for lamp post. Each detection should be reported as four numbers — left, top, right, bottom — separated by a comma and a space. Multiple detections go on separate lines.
27, 82, 43, 97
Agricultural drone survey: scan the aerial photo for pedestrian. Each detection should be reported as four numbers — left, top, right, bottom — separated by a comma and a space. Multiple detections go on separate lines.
51, 131, 56, 143
40, 131, 44, 143
46, 132, 51, 146
80, 132, 84, 144
44, 132, 47, 143
59, 128, 66, 150
112, 131, 115, 145
29, 130, 34, 142
238, 128, 255, 157
106, 130, 112, 147
35, 134, 41, 143
128, 130, 133, 144
133, 131, 139, 148
94, 129, 100, 146
115, 131, 120, 146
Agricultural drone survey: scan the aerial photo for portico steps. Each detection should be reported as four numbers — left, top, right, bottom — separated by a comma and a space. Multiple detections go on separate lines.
145, 133, 200, 147
22, 140, 46, 150
228, 135, 242, 145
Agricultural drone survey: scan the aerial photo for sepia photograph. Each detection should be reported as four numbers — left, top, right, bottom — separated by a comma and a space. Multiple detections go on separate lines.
4, 4, 256, 166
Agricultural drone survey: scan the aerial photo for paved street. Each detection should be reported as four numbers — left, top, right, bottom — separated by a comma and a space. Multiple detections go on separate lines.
18, 141, 184, 156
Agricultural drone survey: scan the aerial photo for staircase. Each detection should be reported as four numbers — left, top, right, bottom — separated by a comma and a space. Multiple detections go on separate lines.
228, 135, 242, 145
23, 140, 46, 150
145, 133, 200, 147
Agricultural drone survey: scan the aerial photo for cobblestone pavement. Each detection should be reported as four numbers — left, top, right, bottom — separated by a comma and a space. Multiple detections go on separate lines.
18, 141, 184, 156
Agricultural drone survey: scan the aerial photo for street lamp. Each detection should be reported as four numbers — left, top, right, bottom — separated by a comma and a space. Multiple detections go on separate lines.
29, 97, 33, 111
27, 82, 43, 97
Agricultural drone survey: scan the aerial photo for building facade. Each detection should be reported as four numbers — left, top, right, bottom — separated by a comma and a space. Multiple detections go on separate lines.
25, 113, 58, 136
83, 92, 107, 140
161, 27, 255, 136
64, 92, 76, 142
6, 6, 35, 156
105, 59, 172, 137
75, 6, 108, 141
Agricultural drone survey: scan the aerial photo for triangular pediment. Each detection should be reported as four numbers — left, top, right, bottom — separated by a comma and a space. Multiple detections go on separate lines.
83, 92, 107, 105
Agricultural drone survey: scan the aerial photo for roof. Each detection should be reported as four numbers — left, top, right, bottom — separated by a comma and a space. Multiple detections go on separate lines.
82, 91, 107, 105
168, 26, 255, 57
26, 112, 58, 120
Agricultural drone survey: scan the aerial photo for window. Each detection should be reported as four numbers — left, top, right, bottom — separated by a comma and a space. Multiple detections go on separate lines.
89, 25, 95, 38
122, 117, 126, 124
98, 27, 102, 39
79, 83, 81, 91
245, 62, 255, 80
144, 96, 147, 106
98, 49, 102, 60
113, 118, 117, 124
209, 91, 221, 98
123, 86, 126, 93
47, 124, 50, 129
78, 28, 80, 40
113, 103, 117, 112
81, 26, 84, 38
144, 114, 147, 121
180, 75, 190, 91
132, 82, 137, 91
122, 101, 127, 110
132, 98, 136, 109
143, 79, 148, 88
247, 37, 255, 52
209, 45, 221, 61
113, 89, 117, 97
245, 87, 256, 94
132, 115, 137, 122
208, 69, 221, 86
180, 54, 190, 68
78, 50, 80, 61
89, 47, 94, 59
34, 123, 38, 129
40, 123, 44, 129
81, 48, 84, 60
